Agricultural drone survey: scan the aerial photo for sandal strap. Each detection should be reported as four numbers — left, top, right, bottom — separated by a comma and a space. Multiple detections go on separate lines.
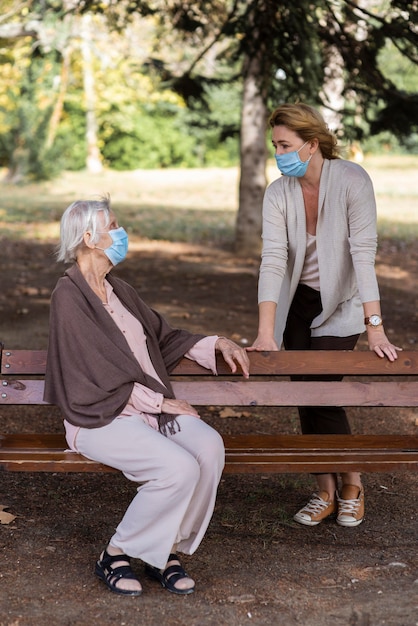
165, 554, 189, 582
162, 561, 192, 590
163, 563, 187, 580
106, 564, 138, 582
100, 549, 132, 567
95, 548, 142, 596
99, 550, 138, 582
145, 559, 194, 595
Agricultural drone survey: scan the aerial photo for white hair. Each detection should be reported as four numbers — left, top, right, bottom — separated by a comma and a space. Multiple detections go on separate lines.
56, 195, 111, 263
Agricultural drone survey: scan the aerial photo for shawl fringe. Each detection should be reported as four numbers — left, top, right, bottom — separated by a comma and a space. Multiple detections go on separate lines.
158, 413, 181, 436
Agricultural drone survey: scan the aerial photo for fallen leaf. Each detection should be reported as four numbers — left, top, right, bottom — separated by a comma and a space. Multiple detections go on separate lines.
0, 504, 17, 525
228, 594, 256, 604
219, 408, 241, 418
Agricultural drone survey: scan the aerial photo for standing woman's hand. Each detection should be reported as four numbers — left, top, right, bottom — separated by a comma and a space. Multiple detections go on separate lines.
367, 328, 402, 361
248, 302, 279, 352
247, 335, 280, 352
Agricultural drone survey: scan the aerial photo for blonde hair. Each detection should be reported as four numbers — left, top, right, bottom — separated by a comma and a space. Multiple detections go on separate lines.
269, 103, 340, 160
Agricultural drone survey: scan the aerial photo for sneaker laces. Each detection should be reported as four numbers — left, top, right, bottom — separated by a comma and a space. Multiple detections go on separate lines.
302, 494, 331, 515
338, 496, 361, 516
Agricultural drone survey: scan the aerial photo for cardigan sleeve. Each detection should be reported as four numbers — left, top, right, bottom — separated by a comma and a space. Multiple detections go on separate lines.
345, 165, 380, 303
258, 180, 289, 304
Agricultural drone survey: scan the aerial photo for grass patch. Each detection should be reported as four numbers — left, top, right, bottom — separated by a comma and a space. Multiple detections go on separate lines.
1, 156, 417, 245
123, 205, 235, 246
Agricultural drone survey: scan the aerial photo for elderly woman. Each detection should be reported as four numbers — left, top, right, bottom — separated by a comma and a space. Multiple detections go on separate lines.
44, 196, 249, 597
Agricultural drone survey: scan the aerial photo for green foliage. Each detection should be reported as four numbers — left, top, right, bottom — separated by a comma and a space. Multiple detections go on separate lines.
100, 104, 198, 169
174, 82, 241, 167
98, 80, 241, 170
362, 131, 418, 155
237, 0, 326, 107
0, 55, 65, 181
379, 39, 418, 93
54, 101, 88, 171
1, 0, 417, 184
318, 0, 418, 141
145, 0, 417, 145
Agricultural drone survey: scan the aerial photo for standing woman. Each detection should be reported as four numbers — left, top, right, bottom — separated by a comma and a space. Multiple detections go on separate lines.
44, 196, 249, 596
249, 103, 400, 527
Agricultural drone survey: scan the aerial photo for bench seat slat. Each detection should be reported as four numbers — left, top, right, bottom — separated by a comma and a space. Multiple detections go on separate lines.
1, 454, 416, 474
0, 434, 417, 474
3, 433, 416, 451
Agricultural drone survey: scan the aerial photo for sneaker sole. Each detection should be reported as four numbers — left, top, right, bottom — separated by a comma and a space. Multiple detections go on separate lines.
293, 514, 323, 526
337, 517, 364, 527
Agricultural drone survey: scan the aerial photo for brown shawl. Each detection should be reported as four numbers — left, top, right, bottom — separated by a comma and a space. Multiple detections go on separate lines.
44, 264, 205, 432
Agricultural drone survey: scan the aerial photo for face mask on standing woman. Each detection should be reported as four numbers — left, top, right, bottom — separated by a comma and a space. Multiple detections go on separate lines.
275, 141, 312, 177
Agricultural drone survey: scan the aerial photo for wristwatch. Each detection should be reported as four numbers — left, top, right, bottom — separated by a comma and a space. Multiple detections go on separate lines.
364, 314, 383, 327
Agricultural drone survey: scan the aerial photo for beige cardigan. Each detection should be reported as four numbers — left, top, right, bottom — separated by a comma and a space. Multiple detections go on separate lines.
258, 158, 380, 346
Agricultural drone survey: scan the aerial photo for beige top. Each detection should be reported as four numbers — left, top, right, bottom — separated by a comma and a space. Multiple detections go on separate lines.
300, 232, 320, 291
259, 158, 380, 346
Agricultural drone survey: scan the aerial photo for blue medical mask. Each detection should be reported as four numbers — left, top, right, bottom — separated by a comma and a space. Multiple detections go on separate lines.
275, 141, 312, 177
97, 227, 129, 266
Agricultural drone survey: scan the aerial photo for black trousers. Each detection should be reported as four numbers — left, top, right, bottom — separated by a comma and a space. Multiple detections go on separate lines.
283, 283, 359, 436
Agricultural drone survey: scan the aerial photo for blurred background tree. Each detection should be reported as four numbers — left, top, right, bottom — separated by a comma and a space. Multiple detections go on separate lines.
0, 0, 416, 252
126, 0, 417, 253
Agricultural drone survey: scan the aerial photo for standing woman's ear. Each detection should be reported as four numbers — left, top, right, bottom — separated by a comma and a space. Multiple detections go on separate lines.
309, 138, 320, 155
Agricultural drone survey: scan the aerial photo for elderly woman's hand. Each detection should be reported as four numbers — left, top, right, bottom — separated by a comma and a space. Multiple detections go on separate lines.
215, 337, 250, 378
161, 398, 200, 418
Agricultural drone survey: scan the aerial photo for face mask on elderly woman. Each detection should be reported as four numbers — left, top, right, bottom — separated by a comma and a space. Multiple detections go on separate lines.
96, 227, 129, 266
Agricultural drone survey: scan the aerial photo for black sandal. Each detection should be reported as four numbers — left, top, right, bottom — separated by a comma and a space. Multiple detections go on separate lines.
145, 553, 195, 595
95, 548, 142, 596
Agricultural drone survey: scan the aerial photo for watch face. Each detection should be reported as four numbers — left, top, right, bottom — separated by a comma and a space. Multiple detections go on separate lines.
369, 314, 382, 326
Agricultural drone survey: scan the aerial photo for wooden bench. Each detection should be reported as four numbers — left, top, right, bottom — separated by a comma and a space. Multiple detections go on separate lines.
1, 346, 418, 474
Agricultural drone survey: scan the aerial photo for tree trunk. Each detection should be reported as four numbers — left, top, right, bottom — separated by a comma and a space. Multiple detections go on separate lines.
235, 52, 268, 257
80, 14, 103, 174
46, 48, 71, 149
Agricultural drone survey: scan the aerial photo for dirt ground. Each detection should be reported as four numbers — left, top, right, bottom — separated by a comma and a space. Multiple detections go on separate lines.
0, 234, 417, 626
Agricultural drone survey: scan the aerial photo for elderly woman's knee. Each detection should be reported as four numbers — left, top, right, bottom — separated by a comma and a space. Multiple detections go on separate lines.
160, 449, 201, 492
199, 429, 225, 467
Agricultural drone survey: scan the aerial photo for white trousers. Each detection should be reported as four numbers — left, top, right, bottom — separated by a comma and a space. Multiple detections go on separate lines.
74, 414, 225, 569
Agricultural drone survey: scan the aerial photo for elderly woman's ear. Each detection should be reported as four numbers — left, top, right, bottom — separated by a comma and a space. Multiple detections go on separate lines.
83, 231, 95, 249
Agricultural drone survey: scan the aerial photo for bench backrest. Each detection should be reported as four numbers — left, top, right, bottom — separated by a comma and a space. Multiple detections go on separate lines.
2, 347, 418, 408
